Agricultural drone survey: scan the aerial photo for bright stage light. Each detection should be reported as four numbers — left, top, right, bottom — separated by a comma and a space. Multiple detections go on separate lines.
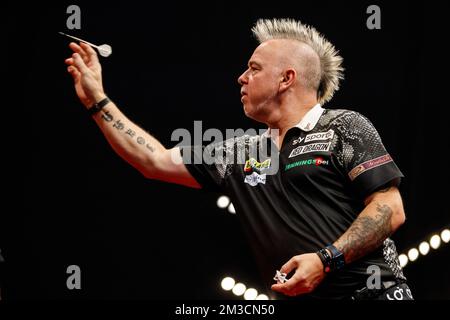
221, 277, 235, 291
217, 196, 230, 208
232, 283, 246, 296
244, 288, 258, 300
441, 229, 450, 243
398, 254, 408, 267
228, 203, 236, 214
430, 234, 441, 249
407, 248, 419, 261
418, 242, 430, 255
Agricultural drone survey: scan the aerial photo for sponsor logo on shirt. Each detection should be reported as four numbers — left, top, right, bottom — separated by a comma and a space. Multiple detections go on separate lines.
348, 154, 393, 181
288, 142, 331, 158
284, 157, 329, 171
244, 158, 271, 174
243, 158, 271, 186
304, 129, 335, 143
244, 172, 267, 186
292, 137, 305, 145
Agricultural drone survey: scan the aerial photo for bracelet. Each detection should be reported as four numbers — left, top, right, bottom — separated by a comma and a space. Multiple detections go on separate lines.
88, 97, 111, 116
316, 248, 332, 273
326, 244, 345, 271
316, 245, 345, 273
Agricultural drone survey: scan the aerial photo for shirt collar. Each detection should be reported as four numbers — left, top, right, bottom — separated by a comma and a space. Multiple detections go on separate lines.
295, 103, 324, 132
261, 103, 324, 139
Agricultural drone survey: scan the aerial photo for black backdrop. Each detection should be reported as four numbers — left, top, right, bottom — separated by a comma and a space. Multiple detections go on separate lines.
6, 0, 449, 300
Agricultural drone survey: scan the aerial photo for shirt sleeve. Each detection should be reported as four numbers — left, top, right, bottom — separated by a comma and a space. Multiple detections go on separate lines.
179, 138, 237, 192
339, 112, 404, 199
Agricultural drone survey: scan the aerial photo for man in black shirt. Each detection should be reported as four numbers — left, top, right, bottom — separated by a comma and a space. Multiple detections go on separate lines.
65, 18, 412, 300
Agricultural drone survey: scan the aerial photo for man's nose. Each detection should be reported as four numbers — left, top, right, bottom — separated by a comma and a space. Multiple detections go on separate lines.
238, 70, 248, 85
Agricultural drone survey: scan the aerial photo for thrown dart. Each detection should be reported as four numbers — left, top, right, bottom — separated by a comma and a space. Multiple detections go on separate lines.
59, 32, 112, 57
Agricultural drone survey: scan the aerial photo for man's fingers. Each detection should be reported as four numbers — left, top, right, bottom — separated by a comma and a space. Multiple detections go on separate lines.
79, 42, 99, 63
72, 53, 89, 73
271, 283, 284, 292
67, 66, 81, 81
271, 279, 297, 296
272, 256, 303, 295
65, 58, 74, 65
271, 283, 288, 293
272, 275, 297, 292
69, 42, 89, 63
280, 257, 298, 275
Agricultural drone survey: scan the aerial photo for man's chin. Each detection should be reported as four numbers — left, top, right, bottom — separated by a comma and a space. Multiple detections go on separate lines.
243, 104, 253, 118
243, 105, 262, 122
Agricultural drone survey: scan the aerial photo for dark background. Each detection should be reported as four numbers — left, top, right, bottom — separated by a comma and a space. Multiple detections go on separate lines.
5, 0, 449, 300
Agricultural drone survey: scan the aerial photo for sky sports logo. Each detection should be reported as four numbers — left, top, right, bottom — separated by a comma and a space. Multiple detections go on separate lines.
304, 129, 334, 143
285, 157, 329, 171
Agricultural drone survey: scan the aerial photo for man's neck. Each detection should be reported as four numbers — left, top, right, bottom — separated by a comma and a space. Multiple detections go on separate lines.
266, 98, 318, 148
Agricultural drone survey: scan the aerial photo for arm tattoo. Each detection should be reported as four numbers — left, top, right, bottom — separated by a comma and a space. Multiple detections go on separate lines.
136, 137, 145, 145
125, 129, 136, 137
335, 202, 393, 264
105, 117, 155, 152
101, 111, 113, 122
113, 120, 125, 130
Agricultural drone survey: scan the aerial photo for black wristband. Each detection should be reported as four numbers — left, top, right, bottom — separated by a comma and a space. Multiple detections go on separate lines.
326, 244, 345, 271
317, 245, 345, 273
88, 97, 110, 116
316, 250, 327, 269
316, 248, 332, 273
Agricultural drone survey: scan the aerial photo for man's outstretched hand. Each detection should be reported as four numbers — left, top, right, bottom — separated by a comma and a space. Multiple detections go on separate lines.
65, 42, 105, 108
271, 253, 326, 296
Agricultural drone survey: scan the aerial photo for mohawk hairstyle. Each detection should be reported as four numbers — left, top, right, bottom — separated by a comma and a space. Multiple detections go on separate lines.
252, 18, 344, 104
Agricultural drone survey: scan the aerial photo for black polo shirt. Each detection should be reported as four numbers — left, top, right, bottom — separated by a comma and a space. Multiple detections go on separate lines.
181, 105, 406, 299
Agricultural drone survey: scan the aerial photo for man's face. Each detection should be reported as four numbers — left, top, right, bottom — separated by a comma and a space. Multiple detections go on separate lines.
238, 40, 284, 122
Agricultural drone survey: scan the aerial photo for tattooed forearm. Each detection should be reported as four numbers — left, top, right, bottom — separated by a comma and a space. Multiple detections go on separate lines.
102, 114, 156, 153
92, 102, 167, 180
334, 202, 393, 264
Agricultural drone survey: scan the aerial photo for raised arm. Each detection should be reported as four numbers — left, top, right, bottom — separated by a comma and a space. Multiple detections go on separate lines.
65, 42, 200, 189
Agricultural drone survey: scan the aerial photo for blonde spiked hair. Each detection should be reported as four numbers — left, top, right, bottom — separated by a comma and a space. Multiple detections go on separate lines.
252, 18, 344, 104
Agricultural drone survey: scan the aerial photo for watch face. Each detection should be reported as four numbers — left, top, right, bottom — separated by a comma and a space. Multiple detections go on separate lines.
334, 253, 345, 270
325, 245, 345, 271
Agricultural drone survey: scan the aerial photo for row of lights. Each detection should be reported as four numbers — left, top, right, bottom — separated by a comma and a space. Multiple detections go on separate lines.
399, 228, 450, 267
217, 196, 235, 214
221, 277, 269, 300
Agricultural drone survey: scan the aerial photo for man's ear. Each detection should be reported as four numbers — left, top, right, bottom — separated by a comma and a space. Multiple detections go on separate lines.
279, 69, 296, 93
